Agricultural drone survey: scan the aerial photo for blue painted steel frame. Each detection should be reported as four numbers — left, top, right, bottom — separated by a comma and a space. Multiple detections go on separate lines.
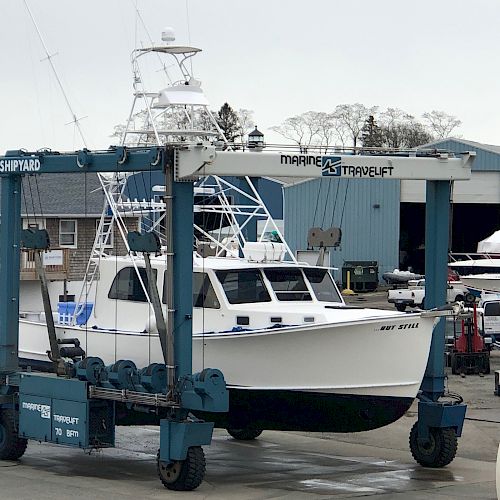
0, 177, 22, 373
420, 180, 466, 433
172, 179, 195, 379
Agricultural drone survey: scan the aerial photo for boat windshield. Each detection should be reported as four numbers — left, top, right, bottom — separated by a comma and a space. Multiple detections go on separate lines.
216, 269, 271, 304
263, 268, 312, 301
303, 268, 342, 303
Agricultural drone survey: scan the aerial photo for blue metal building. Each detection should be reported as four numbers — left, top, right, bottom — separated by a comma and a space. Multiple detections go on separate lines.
284, 138, 500, 282
284, 178, 400, 282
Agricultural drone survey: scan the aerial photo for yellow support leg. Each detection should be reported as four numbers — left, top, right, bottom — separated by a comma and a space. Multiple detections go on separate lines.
342, 270, 356, 296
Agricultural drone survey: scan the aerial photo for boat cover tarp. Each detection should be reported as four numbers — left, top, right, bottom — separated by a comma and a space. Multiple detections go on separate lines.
477, 230, 500, 253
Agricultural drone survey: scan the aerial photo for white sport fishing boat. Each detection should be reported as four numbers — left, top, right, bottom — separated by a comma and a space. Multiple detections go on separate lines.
18, 29, 439, 434
20, 249, 437, 433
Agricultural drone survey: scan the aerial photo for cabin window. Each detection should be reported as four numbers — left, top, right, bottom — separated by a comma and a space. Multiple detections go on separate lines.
264, 268, 312, 301
303, 268, 342, 302
59, 219, 77, 248
192, 273, 220, 309
108, 267, 156, 302
216, 270, 271, 304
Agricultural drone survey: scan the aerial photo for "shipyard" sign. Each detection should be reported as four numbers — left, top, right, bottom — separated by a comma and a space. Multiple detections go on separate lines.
0, 158, 41, 173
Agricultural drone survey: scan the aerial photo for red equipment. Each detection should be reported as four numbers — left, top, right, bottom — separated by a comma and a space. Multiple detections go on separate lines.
450, 303, 490, 375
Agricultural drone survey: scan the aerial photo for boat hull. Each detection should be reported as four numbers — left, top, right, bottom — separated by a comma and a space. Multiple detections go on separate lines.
196, 389, 413, 433
461, 274, 500, 294
18, 312, 434, 432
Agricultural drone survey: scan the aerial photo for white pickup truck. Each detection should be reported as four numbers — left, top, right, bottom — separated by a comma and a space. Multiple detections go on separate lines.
387, 279, 468, 311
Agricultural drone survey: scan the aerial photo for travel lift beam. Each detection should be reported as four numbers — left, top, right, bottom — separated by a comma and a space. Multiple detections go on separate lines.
0, 146, 474, 490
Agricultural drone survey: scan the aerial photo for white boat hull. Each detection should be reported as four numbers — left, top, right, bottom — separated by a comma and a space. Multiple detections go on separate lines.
461, 273, 500, 294
18, 312, 435, 432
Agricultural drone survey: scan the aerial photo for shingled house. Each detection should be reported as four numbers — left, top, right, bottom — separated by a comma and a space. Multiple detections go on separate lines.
17, 173, 139, 282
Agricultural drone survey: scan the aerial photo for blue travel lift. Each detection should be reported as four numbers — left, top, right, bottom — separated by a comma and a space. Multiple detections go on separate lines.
0, 146, 468, 491
0, 147, 228, 491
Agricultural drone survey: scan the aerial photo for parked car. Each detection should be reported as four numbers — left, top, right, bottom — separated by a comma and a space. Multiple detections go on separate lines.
387, 279, 468, 311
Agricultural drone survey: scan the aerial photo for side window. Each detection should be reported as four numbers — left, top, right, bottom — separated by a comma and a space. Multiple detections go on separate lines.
216, 270, 271, 304
162, 271, 220, 309
193, 273, 220, 309
108, 267, 156, 302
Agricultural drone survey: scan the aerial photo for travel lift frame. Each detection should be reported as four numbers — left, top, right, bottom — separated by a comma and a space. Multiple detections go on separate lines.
0, 145, 474, 490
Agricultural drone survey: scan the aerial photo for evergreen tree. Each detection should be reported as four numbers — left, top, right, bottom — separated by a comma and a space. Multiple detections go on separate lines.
361, 115, 383, 147
216, 103, 240, 142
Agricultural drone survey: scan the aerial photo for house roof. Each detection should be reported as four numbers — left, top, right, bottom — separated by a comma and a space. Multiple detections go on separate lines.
0, 173, 105, 217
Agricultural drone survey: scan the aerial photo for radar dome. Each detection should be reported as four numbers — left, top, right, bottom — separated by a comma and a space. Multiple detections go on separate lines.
161, 27, 175, 43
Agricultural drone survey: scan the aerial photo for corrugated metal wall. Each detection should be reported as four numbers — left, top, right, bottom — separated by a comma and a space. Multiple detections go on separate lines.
284, 178, 401, 282
430, 139, 500, 172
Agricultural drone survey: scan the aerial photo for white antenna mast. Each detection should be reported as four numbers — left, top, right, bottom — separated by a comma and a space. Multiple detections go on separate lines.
23, 0, 88, 147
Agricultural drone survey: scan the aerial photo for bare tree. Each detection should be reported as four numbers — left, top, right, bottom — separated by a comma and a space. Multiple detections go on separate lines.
422, 110, 461, 139
378, 108, 414, 148
236, 108, 254, 148
378, 108, 434, 148
330, 114, 349, 148
270, 111, 322, 151
314, 112, 337, 153
333, 103, 377, 148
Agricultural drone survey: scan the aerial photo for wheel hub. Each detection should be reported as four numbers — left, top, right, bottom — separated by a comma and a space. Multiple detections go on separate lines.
417, 432, 437, 456
158, 460, 182, 484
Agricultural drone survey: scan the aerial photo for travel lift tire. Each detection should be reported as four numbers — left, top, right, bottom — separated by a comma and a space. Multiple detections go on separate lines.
409, 422, 457, 468
226, 427, 263, 440
0, 409, 28, 460
157, 446, 206, 491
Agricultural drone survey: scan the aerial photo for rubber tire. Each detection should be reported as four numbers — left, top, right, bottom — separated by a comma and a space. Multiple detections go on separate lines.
395, 304, 407, 312
409, 422, 457, 468
0, 410, 27, 460
420, 297, 425, 309
227, 427, 263, 441
157, 446, 205, 491
454, 294, 464, 303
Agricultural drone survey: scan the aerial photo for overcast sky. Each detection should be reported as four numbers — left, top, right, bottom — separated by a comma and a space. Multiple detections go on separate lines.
1, 0, 500, 152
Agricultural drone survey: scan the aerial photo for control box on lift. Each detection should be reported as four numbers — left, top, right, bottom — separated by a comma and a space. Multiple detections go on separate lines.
18, 373, 114, 448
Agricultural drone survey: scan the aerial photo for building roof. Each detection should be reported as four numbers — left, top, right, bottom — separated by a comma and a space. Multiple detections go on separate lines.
0, 173, 105, 217
419, 137, 500, 172
422, 137, 500, 155
249, 126, 264, 137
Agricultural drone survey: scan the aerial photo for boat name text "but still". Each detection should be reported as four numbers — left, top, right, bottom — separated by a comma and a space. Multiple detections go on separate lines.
379, 323, 420, 331
0, 158, 41, 173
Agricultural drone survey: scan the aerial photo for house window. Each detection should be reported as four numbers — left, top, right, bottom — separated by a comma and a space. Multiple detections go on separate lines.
59, 219, 77, 248
96, 217, 114, 249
